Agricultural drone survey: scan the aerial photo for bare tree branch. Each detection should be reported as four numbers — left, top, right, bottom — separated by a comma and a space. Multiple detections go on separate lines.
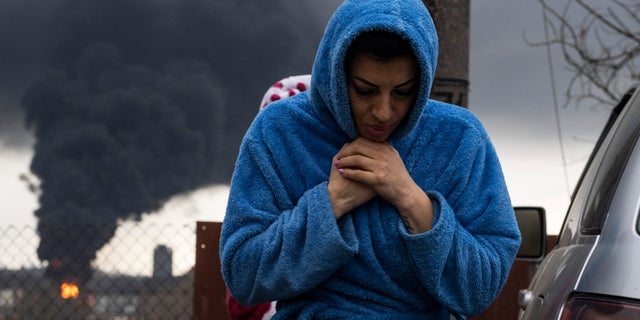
533, 0, 640, 110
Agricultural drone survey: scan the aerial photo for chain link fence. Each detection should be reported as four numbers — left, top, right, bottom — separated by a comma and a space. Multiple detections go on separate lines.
0, 223, 198, 320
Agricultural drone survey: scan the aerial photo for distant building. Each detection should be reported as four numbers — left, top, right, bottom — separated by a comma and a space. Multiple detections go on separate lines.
153, 245, 173, 279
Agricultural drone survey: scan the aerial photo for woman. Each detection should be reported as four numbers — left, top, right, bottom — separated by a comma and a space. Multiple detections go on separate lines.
220, 0, 521, 318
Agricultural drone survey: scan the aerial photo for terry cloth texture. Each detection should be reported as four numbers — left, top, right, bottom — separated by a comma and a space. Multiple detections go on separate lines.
225, 76, 311, 320
220, 0, 521, 319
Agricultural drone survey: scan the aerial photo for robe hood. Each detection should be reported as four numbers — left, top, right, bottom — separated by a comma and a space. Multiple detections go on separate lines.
310, 0, 439, 140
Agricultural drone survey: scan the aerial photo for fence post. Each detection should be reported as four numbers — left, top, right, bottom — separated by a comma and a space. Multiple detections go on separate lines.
193, 221, 228, 319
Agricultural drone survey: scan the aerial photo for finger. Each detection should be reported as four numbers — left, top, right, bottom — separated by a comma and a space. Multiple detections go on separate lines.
338, 141, 379, 159
335, 154, 375, 173
336, 166, 372, 182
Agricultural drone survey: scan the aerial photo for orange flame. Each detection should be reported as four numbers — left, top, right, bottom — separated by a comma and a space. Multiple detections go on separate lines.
60, 282, 79, 299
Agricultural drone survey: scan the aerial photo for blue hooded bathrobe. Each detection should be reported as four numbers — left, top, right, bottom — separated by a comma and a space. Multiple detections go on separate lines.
220, 0, 521, 318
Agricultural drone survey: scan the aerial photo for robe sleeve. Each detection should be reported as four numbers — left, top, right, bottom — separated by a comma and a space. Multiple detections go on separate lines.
220, 136, 359, 305
399, 126, 521, 316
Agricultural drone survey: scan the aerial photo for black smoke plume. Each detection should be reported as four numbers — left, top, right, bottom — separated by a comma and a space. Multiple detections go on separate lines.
15, 0, 337, 284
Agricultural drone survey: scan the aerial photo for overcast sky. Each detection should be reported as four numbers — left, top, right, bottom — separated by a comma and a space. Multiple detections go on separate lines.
0, 0, 618, 259
468, 0, 616, 234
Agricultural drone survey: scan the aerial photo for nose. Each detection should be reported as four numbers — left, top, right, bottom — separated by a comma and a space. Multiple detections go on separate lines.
372, 95, 392, 122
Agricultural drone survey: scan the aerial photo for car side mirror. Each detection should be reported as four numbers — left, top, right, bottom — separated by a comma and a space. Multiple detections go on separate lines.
514, 206, 547, 261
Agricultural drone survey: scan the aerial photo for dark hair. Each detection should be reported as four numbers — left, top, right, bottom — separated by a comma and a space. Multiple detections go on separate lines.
345, 30, 414, 65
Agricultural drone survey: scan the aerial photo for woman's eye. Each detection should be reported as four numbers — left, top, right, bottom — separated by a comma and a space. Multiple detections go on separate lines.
355, 87, 375, 96
395, 89, 416, 97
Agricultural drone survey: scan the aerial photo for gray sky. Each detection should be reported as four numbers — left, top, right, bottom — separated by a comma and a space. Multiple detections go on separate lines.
468, 0, 617, 233
0, 0, 619, 252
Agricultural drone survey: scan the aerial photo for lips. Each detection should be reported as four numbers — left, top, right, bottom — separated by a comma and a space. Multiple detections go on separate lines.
365, 124, 393, 140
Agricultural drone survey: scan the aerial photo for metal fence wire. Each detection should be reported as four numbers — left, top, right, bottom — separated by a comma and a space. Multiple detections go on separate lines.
0, 223, 196, 320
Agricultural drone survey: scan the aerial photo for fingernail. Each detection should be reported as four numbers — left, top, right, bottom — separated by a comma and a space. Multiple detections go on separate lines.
334, 160, 339, 166
338, 168, 344, 174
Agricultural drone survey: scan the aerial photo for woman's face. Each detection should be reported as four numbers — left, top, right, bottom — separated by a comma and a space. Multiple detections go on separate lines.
347, 52, 418, 142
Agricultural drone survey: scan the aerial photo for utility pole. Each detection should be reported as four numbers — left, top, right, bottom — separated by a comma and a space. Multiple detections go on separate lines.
423, 0, 470, 108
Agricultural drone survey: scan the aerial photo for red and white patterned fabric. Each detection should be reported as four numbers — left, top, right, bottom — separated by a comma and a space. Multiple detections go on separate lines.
225, 289, 276, 320
259, 75, 311, 110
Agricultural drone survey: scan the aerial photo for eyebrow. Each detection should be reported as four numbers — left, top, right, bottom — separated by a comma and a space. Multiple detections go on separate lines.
353, 76, 417, 88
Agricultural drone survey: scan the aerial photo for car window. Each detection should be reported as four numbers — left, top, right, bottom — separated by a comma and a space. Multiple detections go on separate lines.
581, 92, 640, 235
557, 90, 636, 246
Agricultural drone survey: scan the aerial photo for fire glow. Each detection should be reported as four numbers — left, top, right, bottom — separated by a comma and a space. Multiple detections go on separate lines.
60, 282, 79, 299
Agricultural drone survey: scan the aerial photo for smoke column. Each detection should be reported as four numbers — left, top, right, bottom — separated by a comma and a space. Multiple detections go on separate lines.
14, 0, 338, 283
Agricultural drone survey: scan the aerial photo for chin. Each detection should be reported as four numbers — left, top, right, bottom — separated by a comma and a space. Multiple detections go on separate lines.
360, 134, 389, 142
